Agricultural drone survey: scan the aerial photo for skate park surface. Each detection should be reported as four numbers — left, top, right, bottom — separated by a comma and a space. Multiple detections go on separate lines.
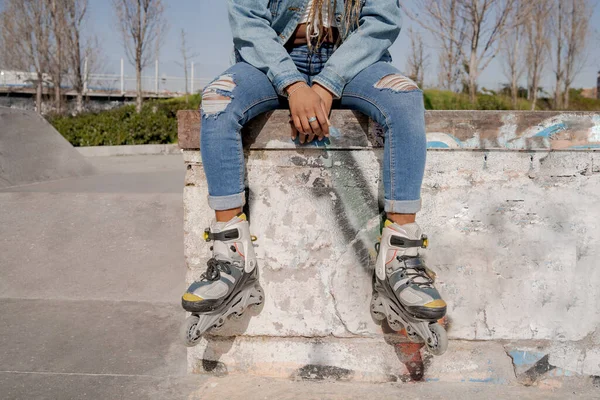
0, 107, 599, 399
3, 155, 593, 399
1, 154, 597, 400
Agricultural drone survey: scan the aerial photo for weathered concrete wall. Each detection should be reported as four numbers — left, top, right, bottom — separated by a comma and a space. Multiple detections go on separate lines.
180, 110, 600, 386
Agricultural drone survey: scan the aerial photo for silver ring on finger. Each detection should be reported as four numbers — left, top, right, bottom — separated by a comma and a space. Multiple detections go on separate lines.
308, 116, 318, 123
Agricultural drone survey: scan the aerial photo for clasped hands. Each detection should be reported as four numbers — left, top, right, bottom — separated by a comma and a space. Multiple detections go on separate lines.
286, 81, 333, 144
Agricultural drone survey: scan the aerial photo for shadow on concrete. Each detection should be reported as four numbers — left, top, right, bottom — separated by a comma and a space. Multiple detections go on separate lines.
198, 297, 266, 376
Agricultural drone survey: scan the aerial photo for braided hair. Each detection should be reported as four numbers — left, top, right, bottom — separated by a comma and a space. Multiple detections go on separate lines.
305, 0, 362, 49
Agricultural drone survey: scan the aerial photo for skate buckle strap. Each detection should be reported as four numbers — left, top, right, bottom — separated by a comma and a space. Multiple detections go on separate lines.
390, 234, 428, 249
203, 228, 258, 242
203, 228, 240, 242
402, 256, 425, 270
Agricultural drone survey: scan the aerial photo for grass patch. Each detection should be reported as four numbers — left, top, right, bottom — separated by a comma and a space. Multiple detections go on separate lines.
423, 88, 600, 111
423, 90, 535, 111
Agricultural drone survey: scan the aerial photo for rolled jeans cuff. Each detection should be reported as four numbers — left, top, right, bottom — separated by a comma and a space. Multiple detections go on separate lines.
384, 198, 422, 214
207, 192, 246, 211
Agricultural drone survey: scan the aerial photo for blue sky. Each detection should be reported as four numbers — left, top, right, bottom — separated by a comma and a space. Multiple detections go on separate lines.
75, 1, 600, 91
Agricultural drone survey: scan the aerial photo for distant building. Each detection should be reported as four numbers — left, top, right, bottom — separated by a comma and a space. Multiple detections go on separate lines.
581, 88, 596, 98
580, 72, 599, 99
0, 70, 54, 88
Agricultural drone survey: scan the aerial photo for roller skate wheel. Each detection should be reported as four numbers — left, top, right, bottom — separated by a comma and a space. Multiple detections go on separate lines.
249, 286, 264, 310
388, 318, 403, 332
425, 323, 448, 356
405, 326, 423, 343
231, 311, 244, 321
180, 315, 202, 347
370, 294, 380, 307
370, 305, 385, 322
371, 310, 385, 322
369, 295, 385, 321
211, 317, 225, 332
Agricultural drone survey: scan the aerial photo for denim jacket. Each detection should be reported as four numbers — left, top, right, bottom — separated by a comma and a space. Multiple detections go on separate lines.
228, 0, 402, 98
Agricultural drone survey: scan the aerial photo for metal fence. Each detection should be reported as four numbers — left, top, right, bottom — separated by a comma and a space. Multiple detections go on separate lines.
86, 73, 211, 95
0, 61, 211, 96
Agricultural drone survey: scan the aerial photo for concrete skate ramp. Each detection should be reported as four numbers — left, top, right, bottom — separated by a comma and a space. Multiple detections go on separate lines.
0, 107, 94, 188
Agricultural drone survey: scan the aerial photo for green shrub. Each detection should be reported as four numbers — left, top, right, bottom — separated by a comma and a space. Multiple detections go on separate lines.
564, 89, 600, 111
423, 89, 538, 111
423, 89, 473, 110
476, 94, 510, 110
48, 94, 202, 147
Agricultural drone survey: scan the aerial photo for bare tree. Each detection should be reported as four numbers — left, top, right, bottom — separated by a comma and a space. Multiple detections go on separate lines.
500, 2, 526, 108
176, 29, 199, 96
562, 0, 592, 108
113, 0, 167, 112
0, 3, 4, 70
404, 0, 529, 100
437, 0, 466, 92
0, 17, 6, 71
179, 30, 190, 94
525, 0, 552, 111
0, 0, 52, 112
63, 0, 92, 113
49, 0, 66, 113
402, 0, 466, 91
406, 28, 429, 88
552, 1, 565, 109
551, 0, 591, 109
458, 0, 530, 103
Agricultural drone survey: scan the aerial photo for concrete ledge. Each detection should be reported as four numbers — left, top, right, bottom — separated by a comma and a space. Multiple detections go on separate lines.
179, 110, 600, 385
76, 144, 181, 157
177, 110, 600, 150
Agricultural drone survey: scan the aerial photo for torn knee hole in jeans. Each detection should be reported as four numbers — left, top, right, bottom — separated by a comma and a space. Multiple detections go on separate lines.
202, 74, 236, 117
374, 74, 420, 92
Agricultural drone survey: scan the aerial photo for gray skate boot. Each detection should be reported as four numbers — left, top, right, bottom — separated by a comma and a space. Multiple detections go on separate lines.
180, 213, 263, 346
371, 220, 448, 355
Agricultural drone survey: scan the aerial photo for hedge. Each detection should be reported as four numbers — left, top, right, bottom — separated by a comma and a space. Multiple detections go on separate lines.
48, 94, 201, 147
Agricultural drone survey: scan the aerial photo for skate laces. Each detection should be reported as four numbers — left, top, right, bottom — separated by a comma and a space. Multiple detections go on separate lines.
201, 258, 232, 282
396, 256, 434, 288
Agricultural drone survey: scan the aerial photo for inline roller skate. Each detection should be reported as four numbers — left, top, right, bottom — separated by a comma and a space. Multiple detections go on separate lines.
180, 213, 263, 347
371, 220, 448, 355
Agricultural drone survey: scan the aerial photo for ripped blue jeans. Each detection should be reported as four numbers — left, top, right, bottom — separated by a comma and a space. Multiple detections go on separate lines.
200, 44, 426, 214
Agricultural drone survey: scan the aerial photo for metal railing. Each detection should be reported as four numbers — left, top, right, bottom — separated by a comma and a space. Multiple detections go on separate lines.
0, 59, 212, 96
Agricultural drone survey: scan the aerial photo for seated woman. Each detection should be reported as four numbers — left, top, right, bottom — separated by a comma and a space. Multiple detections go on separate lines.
181, 0, 447, 354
